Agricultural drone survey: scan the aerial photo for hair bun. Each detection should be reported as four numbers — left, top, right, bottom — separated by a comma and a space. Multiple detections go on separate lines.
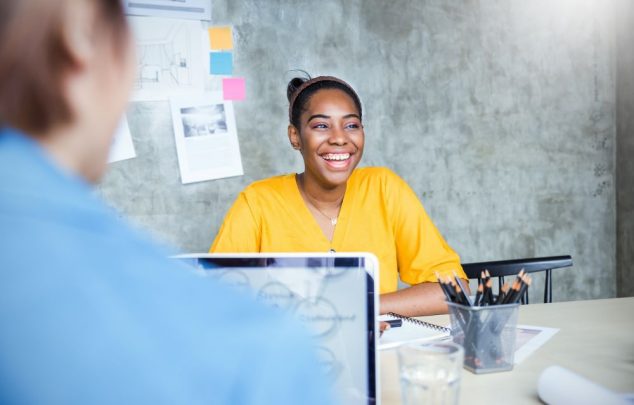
286, 76, 308, 102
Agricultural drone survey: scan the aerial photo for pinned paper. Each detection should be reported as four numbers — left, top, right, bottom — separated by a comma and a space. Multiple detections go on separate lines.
223, 78, 246, 101
208, 26, 233, 50
210, 52, 233, 75
108, 116, 136, 163
130, 17, 205, 101
170, 94, 243, 184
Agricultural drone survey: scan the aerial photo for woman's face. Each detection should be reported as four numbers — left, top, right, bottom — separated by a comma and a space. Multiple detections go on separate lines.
292, 88, 365, 189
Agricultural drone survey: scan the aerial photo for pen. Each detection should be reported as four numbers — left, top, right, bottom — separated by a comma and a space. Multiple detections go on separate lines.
385, 319, 402, 328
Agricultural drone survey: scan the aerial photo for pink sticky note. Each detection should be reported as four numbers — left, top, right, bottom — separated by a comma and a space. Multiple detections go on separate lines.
223, 77, 246, 101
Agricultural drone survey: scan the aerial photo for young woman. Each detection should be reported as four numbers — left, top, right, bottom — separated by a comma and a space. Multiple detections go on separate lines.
211, 74, 468, 316
0, 2, 331, 403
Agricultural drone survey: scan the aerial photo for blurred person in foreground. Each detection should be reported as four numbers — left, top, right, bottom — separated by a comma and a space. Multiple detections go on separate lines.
0, 1, 333, 404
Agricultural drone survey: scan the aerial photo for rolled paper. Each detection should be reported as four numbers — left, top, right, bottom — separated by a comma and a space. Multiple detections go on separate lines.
537, 365, 629, 405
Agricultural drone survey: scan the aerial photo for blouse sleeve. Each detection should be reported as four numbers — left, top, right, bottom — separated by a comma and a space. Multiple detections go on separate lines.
384, 170, 465, 284
209, 192, 261, 253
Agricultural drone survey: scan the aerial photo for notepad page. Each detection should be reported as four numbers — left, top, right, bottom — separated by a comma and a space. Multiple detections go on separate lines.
378, 314, 450, 350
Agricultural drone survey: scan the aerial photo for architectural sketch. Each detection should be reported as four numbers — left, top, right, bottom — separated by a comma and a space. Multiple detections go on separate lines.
129, 17, 205, 101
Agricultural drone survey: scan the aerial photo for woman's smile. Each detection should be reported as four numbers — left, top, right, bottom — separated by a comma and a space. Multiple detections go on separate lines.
322, 152, 350, 161
320, 151, 354, 169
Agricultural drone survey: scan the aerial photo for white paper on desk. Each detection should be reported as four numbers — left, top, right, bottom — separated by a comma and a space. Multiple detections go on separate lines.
129, 17, 207, 101
170, 93, 243, 184
108, 117, 136, 163
538, 365, 630, 405
513, 324, 559, 364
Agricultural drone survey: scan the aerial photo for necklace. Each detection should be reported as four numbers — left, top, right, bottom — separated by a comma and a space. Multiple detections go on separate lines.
312, 205, 338, 226
298, 175, 342, 227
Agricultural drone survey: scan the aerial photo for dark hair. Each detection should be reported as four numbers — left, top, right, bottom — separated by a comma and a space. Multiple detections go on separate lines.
286, 73, 363, 129
0, 0, 129, 135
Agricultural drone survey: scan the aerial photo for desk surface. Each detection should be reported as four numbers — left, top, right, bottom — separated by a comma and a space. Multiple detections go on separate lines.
380, 297, 634, 404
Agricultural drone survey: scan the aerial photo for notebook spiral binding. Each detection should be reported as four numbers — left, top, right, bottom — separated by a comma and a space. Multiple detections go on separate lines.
387, 312, 452, 333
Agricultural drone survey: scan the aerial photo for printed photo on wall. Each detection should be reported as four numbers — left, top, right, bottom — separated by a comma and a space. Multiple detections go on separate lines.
170, 93, 243, 184
180, 104, 228, 138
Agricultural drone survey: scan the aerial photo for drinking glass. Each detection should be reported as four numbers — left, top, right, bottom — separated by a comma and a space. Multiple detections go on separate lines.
397, 341, 464, 405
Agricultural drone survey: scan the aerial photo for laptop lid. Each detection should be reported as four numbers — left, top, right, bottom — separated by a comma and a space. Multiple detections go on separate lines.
176, 252, 379, 405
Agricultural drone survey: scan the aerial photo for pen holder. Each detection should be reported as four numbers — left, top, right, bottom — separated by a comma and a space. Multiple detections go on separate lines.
447, 301, 519, 374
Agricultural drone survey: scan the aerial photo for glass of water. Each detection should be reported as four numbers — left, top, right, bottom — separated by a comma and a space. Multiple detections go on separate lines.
397, 341, 464, 405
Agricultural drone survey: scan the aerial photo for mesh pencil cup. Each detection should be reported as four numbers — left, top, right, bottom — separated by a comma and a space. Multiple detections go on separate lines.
446, 301, 519, 374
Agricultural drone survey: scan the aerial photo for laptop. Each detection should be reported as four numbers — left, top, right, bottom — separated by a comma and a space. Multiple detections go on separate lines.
175, 252, 380, 405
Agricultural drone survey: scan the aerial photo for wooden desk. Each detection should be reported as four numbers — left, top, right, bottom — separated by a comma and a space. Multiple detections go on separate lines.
380, 297, 634, 404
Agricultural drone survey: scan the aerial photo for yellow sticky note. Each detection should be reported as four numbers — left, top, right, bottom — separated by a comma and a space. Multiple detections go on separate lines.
208, 26, 233, 50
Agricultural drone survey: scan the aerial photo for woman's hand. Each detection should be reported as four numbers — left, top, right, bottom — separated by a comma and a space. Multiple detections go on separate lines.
378, 321, 390, 337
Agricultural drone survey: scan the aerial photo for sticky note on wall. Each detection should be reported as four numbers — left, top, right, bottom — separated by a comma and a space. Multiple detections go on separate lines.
210, 52, 233, 75
208, 26, 233, 50
223, 78, 246, 101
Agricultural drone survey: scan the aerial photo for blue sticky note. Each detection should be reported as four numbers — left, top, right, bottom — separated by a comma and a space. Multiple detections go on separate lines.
210, 52, 233, 75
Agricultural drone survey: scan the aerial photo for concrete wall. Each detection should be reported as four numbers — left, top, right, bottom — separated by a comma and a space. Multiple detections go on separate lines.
616, 0, 634, 298
99, 0, 618, 303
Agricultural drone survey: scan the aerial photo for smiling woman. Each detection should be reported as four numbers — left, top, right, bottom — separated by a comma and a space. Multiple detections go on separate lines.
211, 73, 468, 316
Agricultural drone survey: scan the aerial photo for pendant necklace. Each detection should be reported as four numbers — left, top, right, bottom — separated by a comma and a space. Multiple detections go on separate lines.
299, 176, 342, 226
315, 207, 338, 226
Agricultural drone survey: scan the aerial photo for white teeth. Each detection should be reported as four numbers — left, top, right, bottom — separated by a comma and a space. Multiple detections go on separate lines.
322, 153, 350, 161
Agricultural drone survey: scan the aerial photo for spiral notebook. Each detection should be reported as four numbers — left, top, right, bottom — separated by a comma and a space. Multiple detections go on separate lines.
378, 312, 451, 350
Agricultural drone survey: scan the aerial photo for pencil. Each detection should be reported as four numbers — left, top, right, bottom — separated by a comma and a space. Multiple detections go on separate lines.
514, 274, 532, 304
453, 283, 470, 306
436, 272, 455, 302
474, 283, 483, 306
484, 278, 494, 306
453, 271, 472, 306
496, 282, 509, 305
503, 279, 521, 304
513, 269, 526, 288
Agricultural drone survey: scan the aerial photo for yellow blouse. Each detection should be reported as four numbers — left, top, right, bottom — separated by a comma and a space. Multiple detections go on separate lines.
210, 167, 465, 294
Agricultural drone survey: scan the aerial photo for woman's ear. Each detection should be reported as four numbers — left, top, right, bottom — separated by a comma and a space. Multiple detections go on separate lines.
288, 124, 301, 150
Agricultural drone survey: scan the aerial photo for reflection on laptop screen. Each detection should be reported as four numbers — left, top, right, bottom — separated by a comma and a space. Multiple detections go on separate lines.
176, 253, 379, 405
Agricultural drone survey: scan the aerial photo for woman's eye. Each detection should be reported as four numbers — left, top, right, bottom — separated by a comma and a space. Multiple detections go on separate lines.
345, 123, 360, 129
313, 123, 328, 129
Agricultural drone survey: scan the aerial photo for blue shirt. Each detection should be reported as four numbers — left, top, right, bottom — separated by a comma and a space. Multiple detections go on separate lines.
0, 128, 333, 405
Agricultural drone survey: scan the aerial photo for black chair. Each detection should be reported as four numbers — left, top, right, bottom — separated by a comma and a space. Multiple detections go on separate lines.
461, 256, 573, 304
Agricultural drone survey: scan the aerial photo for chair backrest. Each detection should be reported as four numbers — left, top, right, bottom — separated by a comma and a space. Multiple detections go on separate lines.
461, 256, 573, 304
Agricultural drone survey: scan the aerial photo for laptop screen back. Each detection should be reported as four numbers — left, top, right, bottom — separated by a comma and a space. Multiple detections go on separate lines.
176, 253, 378, 405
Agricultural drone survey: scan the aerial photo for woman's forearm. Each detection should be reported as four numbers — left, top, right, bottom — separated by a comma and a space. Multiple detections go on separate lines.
379, 281, 470, 317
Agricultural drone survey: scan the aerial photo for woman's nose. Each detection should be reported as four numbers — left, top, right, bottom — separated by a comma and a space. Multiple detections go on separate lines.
328, 126, 348, 145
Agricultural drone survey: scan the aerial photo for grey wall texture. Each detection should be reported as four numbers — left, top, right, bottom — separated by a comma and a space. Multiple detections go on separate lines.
99, 0, 624, 303
616, 0, 634, 298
